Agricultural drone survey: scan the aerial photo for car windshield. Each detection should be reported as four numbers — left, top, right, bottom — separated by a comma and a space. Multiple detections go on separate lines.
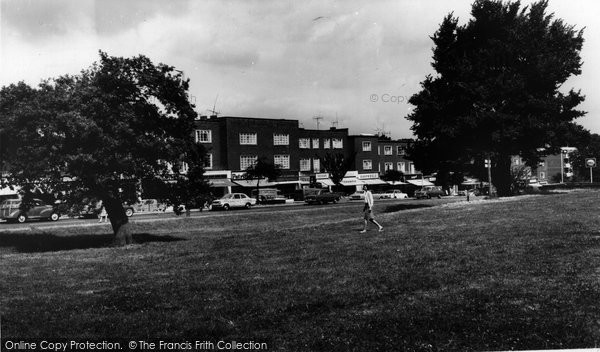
221, 194, 234, 199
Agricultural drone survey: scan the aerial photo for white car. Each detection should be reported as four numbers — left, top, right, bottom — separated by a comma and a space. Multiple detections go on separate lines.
349, 190, 365, 200
211, 193, 257, 210
378, 190, 409, 199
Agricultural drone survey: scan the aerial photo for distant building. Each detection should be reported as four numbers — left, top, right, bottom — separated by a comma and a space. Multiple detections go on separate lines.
194, 115, 418, 197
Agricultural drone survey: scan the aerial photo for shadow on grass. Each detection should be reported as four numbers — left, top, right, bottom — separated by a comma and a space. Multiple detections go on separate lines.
383, 203, 433, 213
0, 232, 185, 253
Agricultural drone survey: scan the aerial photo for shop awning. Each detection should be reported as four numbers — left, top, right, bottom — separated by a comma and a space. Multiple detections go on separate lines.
316, 179, 336, 187
274, 180, 301, 185
407, 179, 435, 187
209, 179, 237, 187
233, 179, 278, 187
461, 179, 481, 186
340, 177, 365, 186
362, 178, 389, 185
386, 180, 408, 186
0, 186, 19, 196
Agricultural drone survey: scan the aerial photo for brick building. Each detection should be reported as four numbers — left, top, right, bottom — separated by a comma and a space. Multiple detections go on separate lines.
194, 115, 418, 197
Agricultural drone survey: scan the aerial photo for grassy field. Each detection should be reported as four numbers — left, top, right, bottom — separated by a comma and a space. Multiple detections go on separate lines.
1, 192, 600, 351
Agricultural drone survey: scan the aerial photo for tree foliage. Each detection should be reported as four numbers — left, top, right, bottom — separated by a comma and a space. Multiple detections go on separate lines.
406, 0, 586, 196
321, 152, 355, 185
0, 51, 208, 243
244, 157, 281, 202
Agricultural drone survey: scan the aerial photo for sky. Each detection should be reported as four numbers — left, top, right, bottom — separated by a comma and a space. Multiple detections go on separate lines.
1, 0, 599, 139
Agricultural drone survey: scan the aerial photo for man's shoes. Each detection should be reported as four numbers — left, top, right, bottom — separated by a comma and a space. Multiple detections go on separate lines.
378, 227, 384, 232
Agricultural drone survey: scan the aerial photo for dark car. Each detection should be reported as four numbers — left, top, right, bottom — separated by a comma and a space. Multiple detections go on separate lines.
304, 189, 341, 205
415, 186, 445, 199
0, 198, 60, 223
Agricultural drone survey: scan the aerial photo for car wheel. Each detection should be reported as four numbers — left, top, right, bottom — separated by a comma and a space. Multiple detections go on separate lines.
223, 204, 230, 211
125, 208, 134, 217
245, 203, 251, 209
17, 214, 27, 223
49, 213, 60, 221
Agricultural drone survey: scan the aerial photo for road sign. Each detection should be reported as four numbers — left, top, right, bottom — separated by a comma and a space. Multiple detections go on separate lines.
586, 158, 596, 168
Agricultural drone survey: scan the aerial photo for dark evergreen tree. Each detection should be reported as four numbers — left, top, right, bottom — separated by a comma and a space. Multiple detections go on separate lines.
406, 0, 586, 196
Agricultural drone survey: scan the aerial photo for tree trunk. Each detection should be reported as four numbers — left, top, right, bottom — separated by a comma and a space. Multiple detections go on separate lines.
104, 196, 133, 245
492, 155, 513, 197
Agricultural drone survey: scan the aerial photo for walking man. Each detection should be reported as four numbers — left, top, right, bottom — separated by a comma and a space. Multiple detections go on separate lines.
361, 185, 384, 233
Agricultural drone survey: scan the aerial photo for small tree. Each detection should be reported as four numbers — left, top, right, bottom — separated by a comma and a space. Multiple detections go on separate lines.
244, 157, 281, 203
321, 152, 355, 192
380, 169, 405, 183
0, 52, 208, 245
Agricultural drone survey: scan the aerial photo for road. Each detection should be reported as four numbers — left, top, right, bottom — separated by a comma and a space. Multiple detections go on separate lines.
0, 196, 465, 232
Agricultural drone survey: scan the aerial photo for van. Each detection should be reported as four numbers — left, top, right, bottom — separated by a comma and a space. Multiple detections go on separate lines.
250, 188, 286, 204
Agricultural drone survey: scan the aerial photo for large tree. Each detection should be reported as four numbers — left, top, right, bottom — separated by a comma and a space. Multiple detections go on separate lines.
406, 0, 586, 196
0, 51, 208, 244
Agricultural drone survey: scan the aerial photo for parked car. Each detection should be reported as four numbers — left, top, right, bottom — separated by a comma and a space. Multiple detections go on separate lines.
349, 190, 365, 200
0, 198, 60, 223
77, 199, 137, 218
123, 199, 167, 216
415, 186, 445, 199
377, 189, 409, 199
251, 188, 287, 204
304, 189, 341, 205
211, 193, 257, 210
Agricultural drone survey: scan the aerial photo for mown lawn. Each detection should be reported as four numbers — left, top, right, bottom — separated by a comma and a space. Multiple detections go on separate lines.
1, 192, 600, 351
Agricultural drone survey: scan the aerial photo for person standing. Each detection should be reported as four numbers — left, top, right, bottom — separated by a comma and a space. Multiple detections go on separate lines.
360, 185, 383, 233
98, 201, 108, 223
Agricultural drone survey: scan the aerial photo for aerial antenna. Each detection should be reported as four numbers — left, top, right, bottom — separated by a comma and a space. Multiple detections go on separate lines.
313, 114, 324, 130
331, 113, 340, 128
374, 125, 391, 138
206, 94, 220, 117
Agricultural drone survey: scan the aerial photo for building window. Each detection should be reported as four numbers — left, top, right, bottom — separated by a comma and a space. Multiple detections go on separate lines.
299, 138, 310, 149
398, 162, 405, 173
313, 158, 320, 172
384, 162, 393, 171
300, 158, 311, 171
323, 138, 331, 149
274, 155, 290, 169
240, 155, 257, 170
363, 159, 372, 170
312, 138, 319, 149
206, 154, 213, 170
384, 146, 393, 155
332, 138, 343, 149
362, 141, 371, 152
397, 146, 406, 156
273, 134, 289, 146
239, 133, 257, 145
195, 130, 212, 143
